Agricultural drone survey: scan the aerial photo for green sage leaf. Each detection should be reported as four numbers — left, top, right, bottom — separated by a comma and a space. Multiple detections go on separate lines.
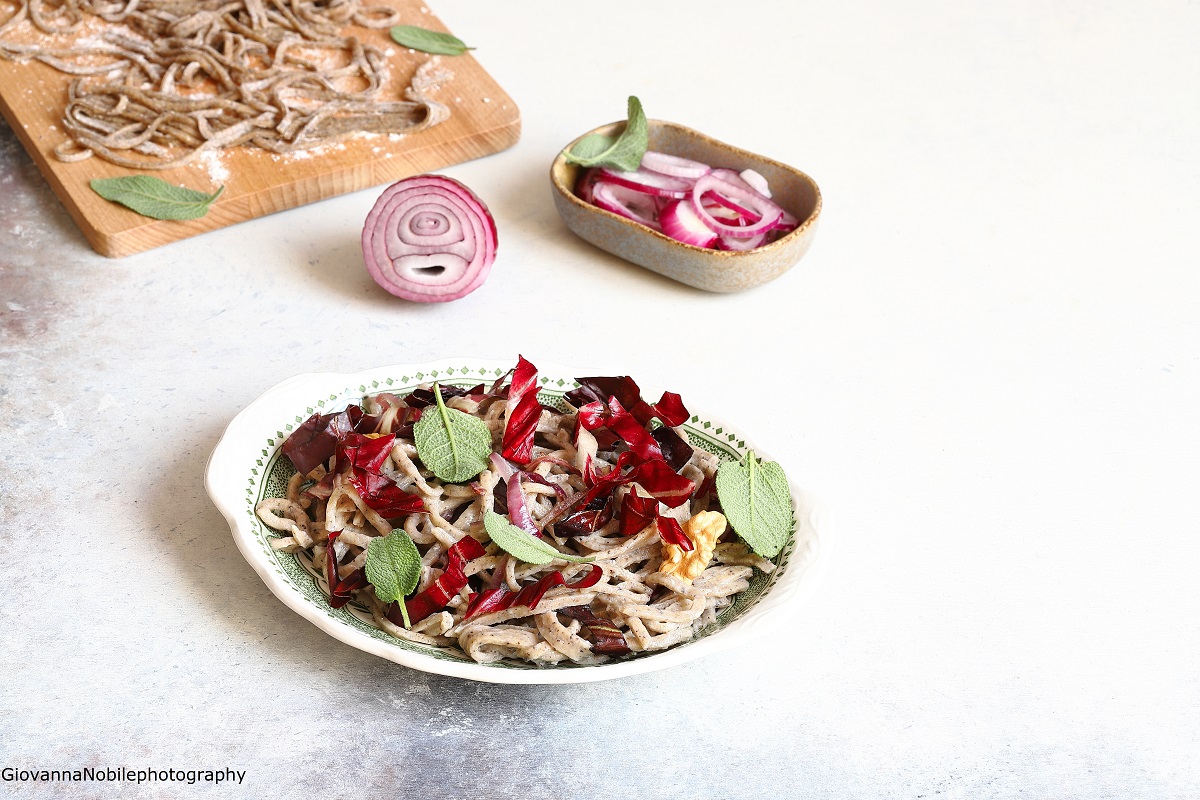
413, 383, 492, 483
90, 176, 223, 221
365, 528, 422, 627
563, 95, 649, 172
483, 510, 595, 566
714, 450, 793, 558
389, 25, 473, 56
566, 133, 616, 161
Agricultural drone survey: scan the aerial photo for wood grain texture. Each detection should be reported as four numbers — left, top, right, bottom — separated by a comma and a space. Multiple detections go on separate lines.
0, 1, 519, 257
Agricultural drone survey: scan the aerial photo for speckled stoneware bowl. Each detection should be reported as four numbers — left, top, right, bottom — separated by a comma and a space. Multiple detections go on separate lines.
551, 120, 822, 292
206, 358, 834, 684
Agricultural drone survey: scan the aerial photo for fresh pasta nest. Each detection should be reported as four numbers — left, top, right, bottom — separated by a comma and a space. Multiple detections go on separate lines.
252, 357, 794, 667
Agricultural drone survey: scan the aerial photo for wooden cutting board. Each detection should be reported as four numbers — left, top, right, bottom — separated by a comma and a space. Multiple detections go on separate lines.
0, 2, 519, 257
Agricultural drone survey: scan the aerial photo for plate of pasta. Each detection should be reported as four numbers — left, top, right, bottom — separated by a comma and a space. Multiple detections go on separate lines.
205, 356, 832, 683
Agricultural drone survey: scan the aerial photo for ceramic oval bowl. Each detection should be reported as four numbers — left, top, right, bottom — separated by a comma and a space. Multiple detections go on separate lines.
550, 120, 822, 293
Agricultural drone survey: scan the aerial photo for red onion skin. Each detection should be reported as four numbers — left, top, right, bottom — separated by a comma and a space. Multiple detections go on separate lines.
362, 175, 497, 303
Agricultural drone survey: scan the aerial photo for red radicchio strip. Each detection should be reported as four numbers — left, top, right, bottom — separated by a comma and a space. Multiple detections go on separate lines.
463, 585, 512, 619
619, 490, 659, 536
404, 383, 482, 409
347, 470, 427, 517
656, 515, 694, 552
567, 376, 690, 428
283, 404, 377, 475
577, 397, 664, 462
336, 432, 394, 473
464, 565, 603, 619
325, 531, 369, 609
556, 496, 613, 537
336, 432, 426, 517
559, 605, 632, 656
650, 425, 694, 472
390, 536, 487, 626
628, 458, 695, 508
501, 355, 541, 463
521, 471, 567, 500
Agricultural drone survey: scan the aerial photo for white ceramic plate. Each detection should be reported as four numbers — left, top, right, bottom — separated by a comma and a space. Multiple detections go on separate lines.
205, 358, 833, 684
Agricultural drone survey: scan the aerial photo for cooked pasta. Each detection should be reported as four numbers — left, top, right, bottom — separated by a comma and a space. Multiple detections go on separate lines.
254, 367, 780, 666
0, 0, 450, 168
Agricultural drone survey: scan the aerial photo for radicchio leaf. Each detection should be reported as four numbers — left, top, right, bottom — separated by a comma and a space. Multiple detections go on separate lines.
325, 531, 369, 609
464, 565, 603, 619
403, 383, 482, 409
656, 515, 693, 551
651, 425, 694, 472
627, 457, 695, 508
347, 470, 427, 517
336, 433, 426, 517
559, 605, 632, 656
567, 375, 690, 427
619, 490, 658, 536
336, 432, 395, 473
556, 496, 613, 537
501, 355, 540, 464
577, 397, 664, 462
282, 405, 376, 475
390, 535, 487, 625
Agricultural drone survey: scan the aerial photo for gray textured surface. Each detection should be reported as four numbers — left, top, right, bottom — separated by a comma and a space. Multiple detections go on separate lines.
2, 2, 1199, 798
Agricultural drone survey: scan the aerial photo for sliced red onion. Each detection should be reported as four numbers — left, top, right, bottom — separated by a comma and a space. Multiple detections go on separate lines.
659, 199, 718, 248
489, 452, 517, 480
690, 175, 784, 239
738, 168, 772, 198
640, 150, 712, 180
575, 167, 601, 204
717, 232, 769, 251
704, 193, 761, 223
361, 175, 497, 303
597, 167, 693, 198
710, 168, 762, 196
508, 472, 541, 537
591, 180, 662, 231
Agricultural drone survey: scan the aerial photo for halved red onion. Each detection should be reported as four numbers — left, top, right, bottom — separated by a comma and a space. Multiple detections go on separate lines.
640, 150, 712, 180
659, 199, 718, 248
689, 174, 784, 239
591, 180, 662, 231
361, 175, 497, 303
597, 167, 693, 198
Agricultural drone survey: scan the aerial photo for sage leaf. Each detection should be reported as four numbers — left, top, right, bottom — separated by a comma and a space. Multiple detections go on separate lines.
90, 176, 223, 221
564, 95, 648, 172
566, 133, 616, 161
714, 450, 793, 558
365, 528, 422, 627
413, 382, 492, 483
389, 25, 473, 56
484, 510, 595, 566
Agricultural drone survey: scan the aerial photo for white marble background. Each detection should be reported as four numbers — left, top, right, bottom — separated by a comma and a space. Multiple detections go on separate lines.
1, 1, 1197, 798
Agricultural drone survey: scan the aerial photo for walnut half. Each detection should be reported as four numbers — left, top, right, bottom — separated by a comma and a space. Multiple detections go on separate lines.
657, 511, 727, 583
